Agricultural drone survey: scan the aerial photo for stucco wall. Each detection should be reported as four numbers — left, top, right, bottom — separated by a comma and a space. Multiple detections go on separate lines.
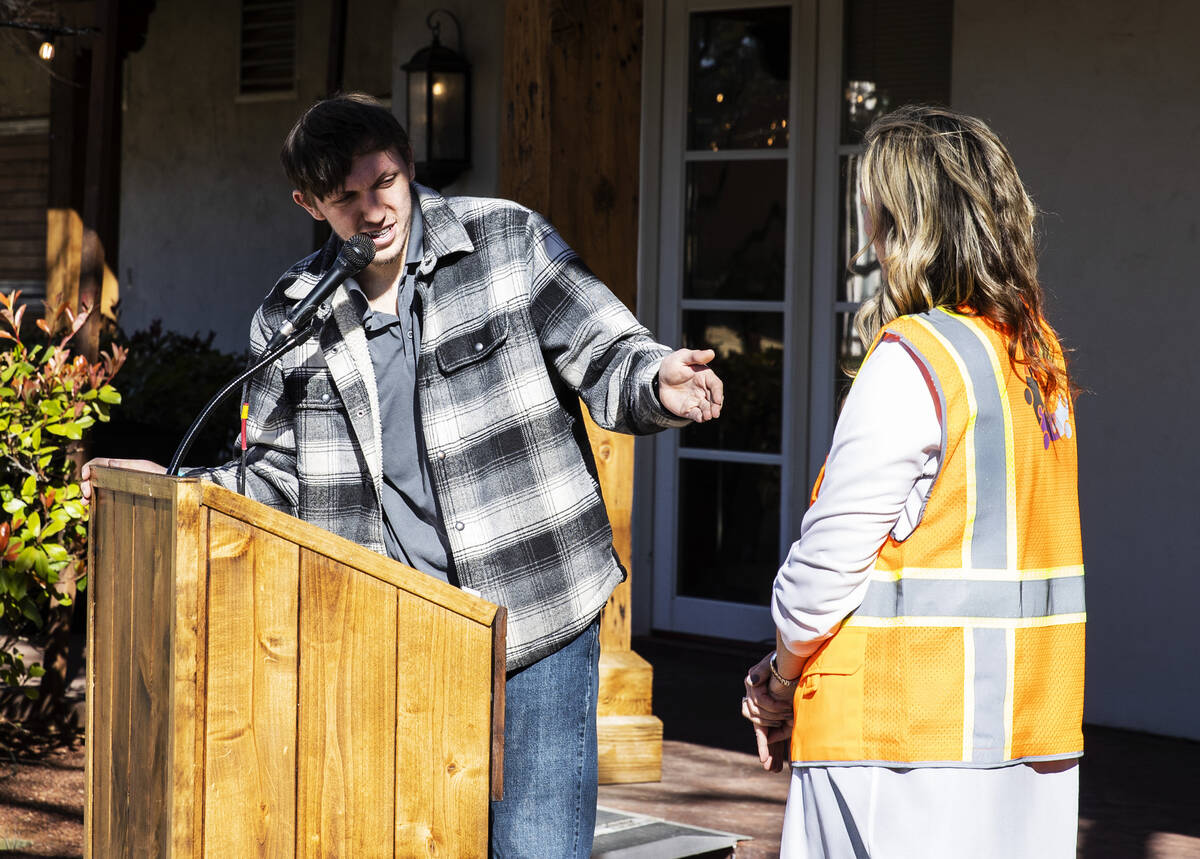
118, 0, 395, 351
952, 0, 1200, 740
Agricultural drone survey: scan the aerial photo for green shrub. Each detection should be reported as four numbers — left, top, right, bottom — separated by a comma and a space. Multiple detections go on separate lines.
0, 291, 124, 695
92, 321, 247, 467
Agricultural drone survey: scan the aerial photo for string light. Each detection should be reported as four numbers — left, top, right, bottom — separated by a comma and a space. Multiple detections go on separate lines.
432, 81, 445, 96
38, 39, 55, 61
715, 93, 724, 103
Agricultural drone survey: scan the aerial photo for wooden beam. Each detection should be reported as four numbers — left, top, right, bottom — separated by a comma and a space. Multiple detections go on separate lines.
79, 0, 122, 358
499, 0, 552, 215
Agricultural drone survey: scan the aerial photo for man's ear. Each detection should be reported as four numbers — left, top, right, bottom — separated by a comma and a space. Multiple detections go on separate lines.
292, 189, 326, 221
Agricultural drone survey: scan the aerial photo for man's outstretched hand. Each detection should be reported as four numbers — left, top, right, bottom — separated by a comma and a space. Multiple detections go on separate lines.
658, 348, 724, 423
80, 458, 168, 501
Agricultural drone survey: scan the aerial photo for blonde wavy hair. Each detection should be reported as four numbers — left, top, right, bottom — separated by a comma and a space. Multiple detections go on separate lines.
854, 105, 1072, 405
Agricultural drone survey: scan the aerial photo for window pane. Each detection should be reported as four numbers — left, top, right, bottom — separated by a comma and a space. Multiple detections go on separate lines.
681, 310, 782, 454
688, 7, 791, 151
835, 311, 866, 414
838, 153, 882, 303
685, 160, 787, 301
842, 0, 953, 144
677, 460, 780, 605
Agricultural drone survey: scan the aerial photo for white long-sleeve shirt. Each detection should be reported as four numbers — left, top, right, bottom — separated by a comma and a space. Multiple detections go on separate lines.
772, 337, 941, 658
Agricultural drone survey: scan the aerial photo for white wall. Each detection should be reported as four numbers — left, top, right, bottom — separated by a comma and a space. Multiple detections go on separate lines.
952, 0, 1200, 740
118, 0, 395, 351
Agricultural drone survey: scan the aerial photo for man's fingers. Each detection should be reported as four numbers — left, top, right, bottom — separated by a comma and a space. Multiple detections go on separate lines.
684, 348, 716, 367
707, 373, 724, 406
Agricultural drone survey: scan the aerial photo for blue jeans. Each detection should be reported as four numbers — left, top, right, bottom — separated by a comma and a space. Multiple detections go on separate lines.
490, 615, 601, 858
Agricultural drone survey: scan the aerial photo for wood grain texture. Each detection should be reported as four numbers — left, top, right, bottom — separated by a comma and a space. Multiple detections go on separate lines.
107, 489, 135, 857
171, 481, 207, 857
598, 650, 654, 717
545, 0, 643, 311
297, 550, 397, 858
127, 495, 171, 855
597, 715, 663, 784
85, 483, 117, 856
584, 408, 635, 652
395, 596, 494, 857
85, 469, 505, 856
199, 480, 496, 626
490, 608, 507, 802
204, 513, 299, 857
44, 208, 82, 312
500, 0, 552, 213
149, 498, 175, 853
83, 478, 97, 855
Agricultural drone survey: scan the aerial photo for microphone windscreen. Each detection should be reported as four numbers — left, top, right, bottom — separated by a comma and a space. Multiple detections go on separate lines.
340, 233, 377, 273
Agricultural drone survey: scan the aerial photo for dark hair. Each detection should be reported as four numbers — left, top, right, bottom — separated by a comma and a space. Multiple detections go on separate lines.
280, 92, 411, 202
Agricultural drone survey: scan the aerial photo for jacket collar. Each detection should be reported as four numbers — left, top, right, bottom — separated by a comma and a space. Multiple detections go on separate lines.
283, 184, 472, 301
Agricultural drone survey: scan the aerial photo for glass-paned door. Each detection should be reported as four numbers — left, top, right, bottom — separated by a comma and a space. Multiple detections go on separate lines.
651, 1, 816, 641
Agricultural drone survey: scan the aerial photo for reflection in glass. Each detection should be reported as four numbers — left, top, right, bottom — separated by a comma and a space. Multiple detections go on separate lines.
431, 73, 467, 160
681, 310, 782, 454
408, 71, 428, 161
835, 311, 866, 414
408, 72, 468, 162
677, 460, 780, 605
688, 7, 791, 151
843, 80, 888, 143
839, 154, 881, 304
685, 160, 787, 301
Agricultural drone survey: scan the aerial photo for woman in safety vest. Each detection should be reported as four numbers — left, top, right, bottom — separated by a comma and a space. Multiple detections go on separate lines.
742, 105, 1084, 858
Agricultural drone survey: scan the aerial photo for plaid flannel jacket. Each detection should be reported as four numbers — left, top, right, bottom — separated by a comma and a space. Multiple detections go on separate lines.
203, 186, 686, 670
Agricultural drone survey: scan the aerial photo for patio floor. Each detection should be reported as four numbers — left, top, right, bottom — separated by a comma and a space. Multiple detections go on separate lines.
599, 635, 1200, 859
1, 634, 1197, 857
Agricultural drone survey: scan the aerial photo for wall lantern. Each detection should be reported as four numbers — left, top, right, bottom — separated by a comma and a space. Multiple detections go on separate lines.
402, 9, 471, 190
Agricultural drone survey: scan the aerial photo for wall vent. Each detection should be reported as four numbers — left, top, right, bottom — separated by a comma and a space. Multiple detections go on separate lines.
239, 0, 297, 98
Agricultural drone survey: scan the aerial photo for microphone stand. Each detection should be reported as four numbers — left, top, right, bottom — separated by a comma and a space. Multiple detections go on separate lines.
166, 321, 318, 478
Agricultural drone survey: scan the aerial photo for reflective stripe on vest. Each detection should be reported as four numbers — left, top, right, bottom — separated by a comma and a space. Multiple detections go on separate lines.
790, 308, 1085, 768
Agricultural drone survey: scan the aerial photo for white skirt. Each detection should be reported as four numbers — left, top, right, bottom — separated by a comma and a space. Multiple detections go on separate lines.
780, 761, 1079, 859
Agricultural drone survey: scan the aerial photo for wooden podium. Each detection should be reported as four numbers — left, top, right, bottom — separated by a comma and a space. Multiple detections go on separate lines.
85, 468, 505, 858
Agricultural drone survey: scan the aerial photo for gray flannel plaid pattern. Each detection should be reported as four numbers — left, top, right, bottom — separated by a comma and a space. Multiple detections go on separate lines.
202, 186, 686, 670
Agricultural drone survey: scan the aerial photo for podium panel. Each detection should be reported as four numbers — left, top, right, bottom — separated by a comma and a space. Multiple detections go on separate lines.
86, 469, 505, 858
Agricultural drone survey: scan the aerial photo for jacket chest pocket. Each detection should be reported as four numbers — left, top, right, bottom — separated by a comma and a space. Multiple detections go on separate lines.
434, 313, 510, 374
285, 370, 343, 412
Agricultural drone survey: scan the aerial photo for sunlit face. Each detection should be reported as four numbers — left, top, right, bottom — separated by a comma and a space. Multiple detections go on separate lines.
292, 148, 416, 269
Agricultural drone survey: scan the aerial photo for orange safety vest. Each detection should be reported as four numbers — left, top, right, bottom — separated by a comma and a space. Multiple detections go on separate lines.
791, 307, 1085, 767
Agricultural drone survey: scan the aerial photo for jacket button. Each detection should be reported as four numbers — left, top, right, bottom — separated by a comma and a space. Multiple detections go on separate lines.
356, 408, 366, 417
436, 450, 446, 461
474, 342, 483, 352
321, 393, 330, 403
455, 521, 465, 531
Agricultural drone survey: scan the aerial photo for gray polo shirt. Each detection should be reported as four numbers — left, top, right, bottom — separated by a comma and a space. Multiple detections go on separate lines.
346, 202, 453, 583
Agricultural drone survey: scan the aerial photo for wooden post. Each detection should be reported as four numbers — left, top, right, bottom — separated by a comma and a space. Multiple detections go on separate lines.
500, 0, 662, 784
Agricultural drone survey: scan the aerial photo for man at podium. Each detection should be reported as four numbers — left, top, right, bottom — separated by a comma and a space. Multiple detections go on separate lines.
82, 93, 722, 857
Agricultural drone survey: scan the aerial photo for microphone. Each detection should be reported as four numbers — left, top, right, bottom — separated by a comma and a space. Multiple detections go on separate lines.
263, 233, 376, 352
